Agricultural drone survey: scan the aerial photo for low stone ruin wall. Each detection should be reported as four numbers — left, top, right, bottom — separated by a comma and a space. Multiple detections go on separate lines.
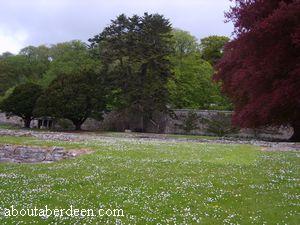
0, 113, 24, 127
94, 109, 293, 140
0, 111, 293, 140
0, 144, 91, 163
162, 109, 293, 140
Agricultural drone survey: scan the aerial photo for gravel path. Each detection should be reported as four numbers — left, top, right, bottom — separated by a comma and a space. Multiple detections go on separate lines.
0, 128, 299, 151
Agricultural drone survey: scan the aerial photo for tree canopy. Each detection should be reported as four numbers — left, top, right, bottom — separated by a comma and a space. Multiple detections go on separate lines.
168, 53, 231, 110
0, 83, 43, 128
35, 70, 106, 130
0, 55, 30, 95
0, 52, 13, 60
171, 28, 199, 57
39, 40, 100, 87
0, 45, 51, 95
215, 0, 300, 141
168, 29, 231, 110
89, 13, 174, 131
200, 35, 229, 65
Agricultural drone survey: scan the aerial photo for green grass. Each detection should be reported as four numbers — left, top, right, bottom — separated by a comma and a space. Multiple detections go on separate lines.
0, 135, 299, 224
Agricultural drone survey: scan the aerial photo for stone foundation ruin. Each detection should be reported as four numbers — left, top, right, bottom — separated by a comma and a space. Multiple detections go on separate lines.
0, 144, 92, 163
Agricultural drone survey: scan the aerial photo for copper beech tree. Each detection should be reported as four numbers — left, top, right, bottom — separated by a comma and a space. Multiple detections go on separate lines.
215, 0, 300, 141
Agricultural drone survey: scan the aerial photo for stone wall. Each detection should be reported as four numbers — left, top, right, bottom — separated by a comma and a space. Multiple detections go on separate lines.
0, 111, 293, 140
164, 109, 233, 135
95, 109, 293, 140
162, 109, 293, 140
0, 144, 92, 163
0, 113, 24, 127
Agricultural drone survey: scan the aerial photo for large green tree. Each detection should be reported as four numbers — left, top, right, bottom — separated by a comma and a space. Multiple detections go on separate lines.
0, 83, 43, 128
19, 45, 51, 80
171, 29, 199, 57
169, 30, 231, 110
0, 52, 13, 60
0, 45, 51, 95
168, 53, 231, 110
200, 35, 229, 65
35, 70, 106, 130
89, 13, 174, 131
39, 40, 99, 87
0, 55, 31, 95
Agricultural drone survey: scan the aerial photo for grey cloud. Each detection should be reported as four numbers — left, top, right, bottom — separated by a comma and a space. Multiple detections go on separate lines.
0, 0, 233, 53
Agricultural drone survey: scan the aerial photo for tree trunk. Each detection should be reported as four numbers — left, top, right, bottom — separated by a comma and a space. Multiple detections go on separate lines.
74, 123, 82, 131
290, 121, 300, 142
140, 114, 144, 133
24, 118, 31, 128
73, 119, 87, 131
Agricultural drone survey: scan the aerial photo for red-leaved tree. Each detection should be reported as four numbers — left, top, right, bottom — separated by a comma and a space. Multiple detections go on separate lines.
215, 0, 300, 141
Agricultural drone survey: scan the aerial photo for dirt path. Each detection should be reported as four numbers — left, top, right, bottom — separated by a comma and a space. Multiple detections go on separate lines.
0, 128, 299, 152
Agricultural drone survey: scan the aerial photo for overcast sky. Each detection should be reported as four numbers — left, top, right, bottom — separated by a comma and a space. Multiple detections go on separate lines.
0, 0, 233, 54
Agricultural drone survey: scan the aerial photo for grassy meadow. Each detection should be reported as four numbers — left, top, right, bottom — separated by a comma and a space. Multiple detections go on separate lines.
0, 134, 299, 224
